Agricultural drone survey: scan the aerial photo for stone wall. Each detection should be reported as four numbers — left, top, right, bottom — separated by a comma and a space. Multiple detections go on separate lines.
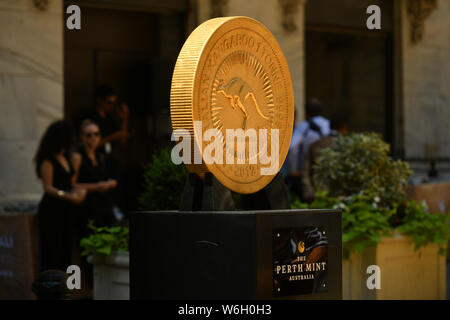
0, 0, 63, 202
195, 0, 306, 123
401, 0, 450, 159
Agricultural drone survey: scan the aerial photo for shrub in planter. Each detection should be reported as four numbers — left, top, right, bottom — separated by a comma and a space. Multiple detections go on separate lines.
292, 133, 450, 259
138, 147, 187, 210
80, 221, 130, 300
294, 190, 449, 259
397, 200, 449, 253
313, 132, 411, 207
80, 221, 129, 256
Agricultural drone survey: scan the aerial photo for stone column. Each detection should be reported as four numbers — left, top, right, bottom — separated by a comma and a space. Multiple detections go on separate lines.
194, 0, 306, 124
0, 0, 64, 203
401, 0, 450, 160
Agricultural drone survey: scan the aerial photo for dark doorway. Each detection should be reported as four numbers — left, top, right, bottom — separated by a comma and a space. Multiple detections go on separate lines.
305, 0, 394, 143
64, 3, 187, 211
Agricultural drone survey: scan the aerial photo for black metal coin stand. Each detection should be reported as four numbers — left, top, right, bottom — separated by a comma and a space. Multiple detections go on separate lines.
179, 172, 290, 211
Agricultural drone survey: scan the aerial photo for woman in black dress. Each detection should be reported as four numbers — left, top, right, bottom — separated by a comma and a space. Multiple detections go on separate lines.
34, 120, 87, 272
71, 119, 118, 231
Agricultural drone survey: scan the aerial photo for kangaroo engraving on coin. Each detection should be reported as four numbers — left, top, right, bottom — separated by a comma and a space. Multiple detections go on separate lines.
170, 17, 294, 194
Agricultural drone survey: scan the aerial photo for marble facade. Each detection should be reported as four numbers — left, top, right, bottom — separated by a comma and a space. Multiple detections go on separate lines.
401, 0, 450, 159
0, 0, 63, 203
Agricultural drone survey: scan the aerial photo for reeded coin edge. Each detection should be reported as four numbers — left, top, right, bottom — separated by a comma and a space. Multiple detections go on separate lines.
170, 16, 294, 194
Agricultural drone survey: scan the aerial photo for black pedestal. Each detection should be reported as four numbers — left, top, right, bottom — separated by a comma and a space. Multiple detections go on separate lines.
130, 209, 342, 299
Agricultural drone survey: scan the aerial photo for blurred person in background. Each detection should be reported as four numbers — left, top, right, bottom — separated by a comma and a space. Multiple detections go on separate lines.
86, 85, 131, 155
73, 85, 131, 214
34, 120, 87, 272
71, 119, 122, 290
301, 112, 349, 202
71, 119, 121, 230
285, 98, 330, 200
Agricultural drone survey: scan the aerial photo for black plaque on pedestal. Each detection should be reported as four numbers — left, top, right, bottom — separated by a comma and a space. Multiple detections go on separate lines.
129, 209, 341, 299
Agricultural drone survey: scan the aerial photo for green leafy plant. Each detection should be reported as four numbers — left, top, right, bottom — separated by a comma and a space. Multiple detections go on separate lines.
308, 189, 339, 210
293, 133, 450, 259
138, 147, 187, 210
337, 192, 394, 259
293, 191, 449, 259
313, 133, 411, 207
80, 220, 129, 256
398, 201, 450, 255
293, 190, 394, 259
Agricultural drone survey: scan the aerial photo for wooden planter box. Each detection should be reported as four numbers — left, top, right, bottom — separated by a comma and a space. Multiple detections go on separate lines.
88, 251, 129, 300
342, 232, 446, 299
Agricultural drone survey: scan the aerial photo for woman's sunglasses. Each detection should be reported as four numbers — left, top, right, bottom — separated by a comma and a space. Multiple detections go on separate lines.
85, 132, 100, 138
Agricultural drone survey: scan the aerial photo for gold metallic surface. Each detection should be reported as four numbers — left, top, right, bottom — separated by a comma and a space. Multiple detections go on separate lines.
170, 16, 294, 194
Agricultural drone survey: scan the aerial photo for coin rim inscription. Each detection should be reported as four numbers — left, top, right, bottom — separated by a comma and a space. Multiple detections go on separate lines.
194, 22, 293, 193
204, 32, 282, 184
170, 17, 294, 194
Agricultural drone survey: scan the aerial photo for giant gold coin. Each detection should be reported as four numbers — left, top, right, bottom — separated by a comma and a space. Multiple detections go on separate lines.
170, 17, 294, 194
